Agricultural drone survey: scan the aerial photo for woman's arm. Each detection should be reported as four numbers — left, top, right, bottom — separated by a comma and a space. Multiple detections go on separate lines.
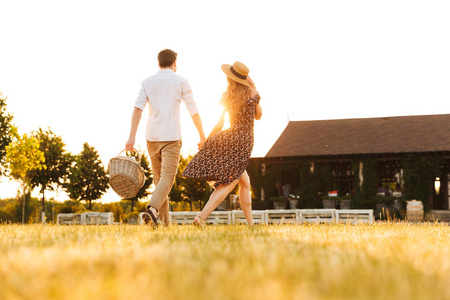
207, 109, 226, 139
248, 77, 262, 120
254, 102, 262, 120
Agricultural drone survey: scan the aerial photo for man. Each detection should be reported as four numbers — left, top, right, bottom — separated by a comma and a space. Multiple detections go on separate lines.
126, 49, 206, 226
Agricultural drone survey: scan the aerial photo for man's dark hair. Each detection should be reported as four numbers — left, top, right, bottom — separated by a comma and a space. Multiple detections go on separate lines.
158, 49, 177, 68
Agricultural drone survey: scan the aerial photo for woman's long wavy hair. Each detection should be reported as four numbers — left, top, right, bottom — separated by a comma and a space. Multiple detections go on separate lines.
220, 77, 252, 112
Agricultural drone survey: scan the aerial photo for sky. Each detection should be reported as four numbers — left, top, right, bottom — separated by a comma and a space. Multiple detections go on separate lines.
1, 0, 449, 203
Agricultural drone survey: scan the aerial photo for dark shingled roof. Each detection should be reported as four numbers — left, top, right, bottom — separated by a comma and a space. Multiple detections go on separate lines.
265, 114, 450, 158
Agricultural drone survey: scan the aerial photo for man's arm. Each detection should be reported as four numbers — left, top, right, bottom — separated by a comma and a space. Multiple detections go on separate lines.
191, 113, 206, 149
126, 107, 143, 151
180, 80, 206, 149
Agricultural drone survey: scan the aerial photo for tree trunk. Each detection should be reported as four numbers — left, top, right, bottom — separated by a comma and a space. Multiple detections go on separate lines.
88, 200, 92, 210
41, 188, 46, 224
22, 194, 25, 225
22, 186, 26, 225
131, 199, 135, 212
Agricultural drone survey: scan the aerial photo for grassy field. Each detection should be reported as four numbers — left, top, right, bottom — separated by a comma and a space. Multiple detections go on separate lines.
1, 223, 450, 300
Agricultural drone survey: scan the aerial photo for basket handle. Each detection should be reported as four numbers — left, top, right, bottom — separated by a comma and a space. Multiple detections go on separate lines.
118, 149, 141, 163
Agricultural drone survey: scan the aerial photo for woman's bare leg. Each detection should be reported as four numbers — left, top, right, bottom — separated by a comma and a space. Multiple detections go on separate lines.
198, 179, 239, 222
238, 171, 254, 225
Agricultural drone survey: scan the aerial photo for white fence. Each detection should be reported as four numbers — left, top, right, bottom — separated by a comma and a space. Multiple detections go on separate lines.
335, 209, 374, 225
57, 212, 114, 225
140, 209, 374, 225
58, 209, 374, 225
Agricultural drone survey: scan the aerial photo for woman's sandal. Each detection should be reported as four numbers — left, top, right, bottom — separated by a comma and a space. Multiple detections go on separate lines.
193, 214, 206, 227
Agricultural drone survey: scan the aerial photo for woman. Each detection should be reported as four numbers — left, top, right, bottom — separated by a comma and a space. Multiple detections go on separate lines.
182, 61, 262, 225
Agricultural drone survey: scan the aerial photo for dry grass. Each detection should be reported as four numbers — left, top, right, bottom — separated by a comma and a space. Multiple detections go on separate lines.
1, 222, 449, 300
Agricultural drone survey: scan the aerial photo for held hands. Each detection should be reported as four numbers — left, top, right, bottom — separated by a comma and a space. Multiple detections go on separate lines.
198, 137, 206, 150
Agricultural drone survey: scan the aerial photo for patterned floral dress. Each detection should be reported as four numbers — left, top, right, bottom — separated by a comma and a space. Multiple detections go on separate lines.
182, 94, 260, 188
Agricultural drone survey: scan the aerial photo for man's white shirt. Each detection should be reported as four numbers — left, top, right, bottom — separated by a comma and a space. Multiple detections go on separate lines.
134, 69, 199, 142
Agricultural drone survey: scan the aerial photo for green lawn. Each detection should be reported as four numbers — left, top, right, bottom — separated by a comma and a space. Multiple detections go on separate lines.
1, 223, 449, 300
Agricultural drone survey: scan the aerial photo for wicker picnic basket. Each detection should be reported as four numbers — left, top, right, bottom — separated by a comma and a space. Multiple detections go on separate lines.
108, 149, 145, 199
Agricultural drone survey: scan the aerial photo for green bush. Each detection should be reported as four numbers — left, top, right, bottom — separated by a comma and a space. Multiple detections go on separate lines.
252, 198, 273, 210
122, 211, 141, 224
299, 163, 330, 208
402, 156, 442, 211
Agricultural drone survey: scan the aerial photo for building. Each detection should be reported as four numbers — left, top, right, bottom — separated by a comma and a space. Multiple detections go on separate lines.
250, 114, 450, 214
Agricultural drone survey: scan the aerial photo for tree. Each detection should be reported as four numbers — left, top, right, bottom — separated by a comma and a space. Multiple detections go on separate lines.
181, 154, 210, 210
169, 153, 210, 211
65, 143, 109, 210
122, 150, 153, 211
29, 128, 72, 223
0, 92, 17, 177
169, 154, 190, 204
5, 133, 46, 224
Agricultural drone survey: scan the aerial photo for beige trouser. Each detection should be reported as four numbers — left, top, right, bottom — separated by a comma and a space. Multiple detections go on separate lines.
146, 139, 181, 225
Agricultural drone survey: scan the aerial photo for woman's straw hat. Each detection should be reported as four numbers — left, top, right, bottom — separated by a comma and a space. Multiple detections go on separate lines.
221, 61, 251, 87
